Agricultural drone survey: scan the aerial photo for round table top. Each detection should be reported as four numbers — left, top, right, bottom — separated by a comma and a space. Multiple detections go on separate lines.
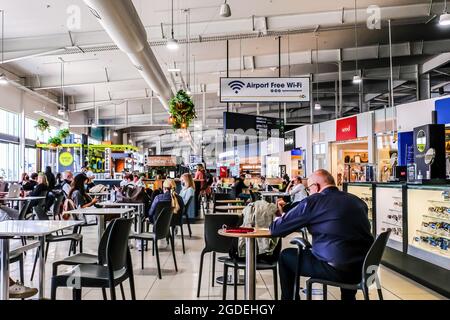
218, 228, 272, 238
215, 205, 246, 211
215, 200, 245, 204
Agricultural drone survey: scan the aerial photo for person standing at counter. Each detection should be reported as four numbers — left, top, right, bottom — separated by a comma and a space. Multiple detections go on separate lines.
270, 169, 374, 301
180, 173, 195, 219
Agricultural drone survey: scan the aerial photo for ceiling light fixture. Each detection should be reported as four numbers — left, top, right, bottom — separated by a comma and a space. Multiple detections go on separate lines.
167, 68, 181, 73
314, 103, 322, 110
166, 0, 179, 50
58, 109, 66, 116
314, 32, 321, 111
220, 0, 231, 18
113, 131, 119, 137
353, 0, 363, 85
34, 110, 69, 124
440, 0, 450, 26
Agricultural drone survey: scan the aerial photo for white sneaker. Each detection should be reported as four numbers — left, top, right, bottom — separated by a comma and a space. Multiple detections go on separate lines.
9, 281, 38, 299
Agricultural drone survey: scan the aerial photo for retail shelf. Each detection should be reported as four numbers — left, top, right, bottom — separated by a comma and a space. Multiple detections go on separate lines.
422, 214, 450, 223
388, 208, 403, 213
381, 220, 402, 227
428, 200, 450, 206
416, 230, 450, 241
410, 243, 450, 258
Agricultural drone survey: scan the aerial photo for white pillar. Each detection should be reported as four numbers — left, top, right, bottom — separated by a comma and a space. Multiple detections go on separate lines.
19, 91, 26, 176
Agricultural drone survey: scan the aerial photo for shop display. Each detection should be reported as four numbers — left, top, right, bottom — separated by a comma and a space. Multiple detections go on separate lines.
375, 133, 398, 182
347, 184, 373, 232
376, 186, 403, 251
408, 186, 450, 270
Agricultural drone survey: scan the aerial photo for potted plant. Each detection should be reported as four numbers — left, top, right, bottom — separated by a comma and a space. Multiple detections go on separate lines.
168, 90, 197, 129
58, 128, 70, 140
47, 136, 62, 148
35, 119, 50, 132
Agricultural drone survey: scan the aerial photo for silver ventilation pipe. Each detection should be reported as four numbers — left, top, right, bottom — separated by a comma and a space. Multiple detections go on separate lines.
83, 0, 173, 111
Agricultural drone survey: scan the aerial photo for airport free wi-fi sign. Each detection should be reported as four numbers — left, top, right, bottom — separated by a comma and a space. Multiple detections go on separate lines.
220, 77, 310, 103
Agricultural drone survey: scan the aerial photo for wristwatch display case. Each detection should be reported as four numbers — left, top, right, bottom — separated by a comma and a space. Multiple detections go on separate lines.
407, 185, 450, 270
347, 183, 374, 234
376, 184, 404, 251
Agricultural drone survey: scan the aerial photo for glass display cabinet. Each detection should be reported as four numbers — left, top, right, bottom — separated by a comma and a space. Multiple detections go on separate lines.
375, 184, 404, 252
407, 185, 450, 270
346, 183, 375, 235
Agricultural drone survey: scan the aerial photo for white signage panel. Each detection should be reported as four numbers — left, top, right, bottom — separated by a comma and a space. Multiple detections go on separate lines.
220, 77, 310, 103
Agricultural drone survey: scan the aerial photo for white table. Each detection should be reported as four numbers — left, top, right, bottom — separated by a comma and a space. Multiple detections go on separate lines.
259, 192, 288, 202
98, 202, 144, 233
0, 220, 82, 300
65, 208, 134, 242
88, 192, 110, 201
2, 196, 46, 212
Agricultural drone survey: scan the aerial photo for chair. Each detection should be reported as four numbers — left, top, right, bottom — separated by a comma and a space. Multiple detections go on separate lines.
221, 240, 282, 300
30, 196, 83, 281
129, 205, 177, 279
50, 192, 65, 220
51, 217, 136, 300
183, 197, 193, 238
196, 213, 243, 297
171, 197, 193, 254
292, 230, 391, 301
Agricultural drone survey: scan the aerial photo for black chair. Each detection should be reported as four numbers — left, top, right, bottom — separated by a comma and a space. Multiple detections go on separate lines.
51, 192, 65, 220
212, 193, 233, 212
30, 196, 83, 281
197, 213, 243, 298
171, 197, 193, 254
221, 240, 282, 300
129, 205, 177, 279
51, 217, 136, 300
183, 197, 193, 238
292, 230, 391, 301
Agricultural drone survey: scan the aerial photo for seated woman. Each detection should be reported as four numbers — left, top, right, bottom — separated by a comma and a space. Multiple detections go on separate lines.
180, 173, 195, 219
68, 174, 98, 209
27, 173, 49, 209
147, 179, 182, 224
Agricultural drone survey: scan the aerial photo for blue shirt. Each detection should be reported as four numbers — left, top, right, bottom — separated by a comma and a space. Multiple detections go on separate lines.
270, 187, 374, 266
148, 191, 172, 223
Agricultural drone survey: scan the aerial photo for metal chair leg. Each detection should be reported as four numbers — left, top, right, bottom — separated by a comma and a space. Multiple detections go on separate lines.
197, 250, 206, 298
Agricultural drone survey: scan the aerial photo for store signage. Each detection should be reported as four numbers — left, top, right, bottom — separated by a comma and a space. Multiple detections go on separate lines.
58, 148, 75, 172
220, 166, 228, 178
224, 112, 285, 138
146, 156, 177, 167
336, 116, 357, 141
104, 148, 111, 173
284, 131, 296, 151
220, 77, 310, 103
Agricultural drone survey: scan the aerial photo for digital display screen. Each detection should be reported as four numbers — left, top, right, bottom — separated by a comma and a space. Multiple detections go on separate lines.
223, 112, 285, 138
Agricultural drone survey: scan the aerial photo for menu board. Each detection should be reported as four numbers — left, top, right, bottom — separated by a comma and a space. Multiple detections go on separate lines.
223, 112, 285, 138
146, 156, 177, 167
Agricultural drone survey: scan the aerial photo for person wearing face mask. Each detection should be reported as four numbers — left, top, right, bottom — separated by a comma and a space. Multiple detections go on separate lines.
180, 173, 196, 219
269, 169, 374, 301
69, 174, 98, 209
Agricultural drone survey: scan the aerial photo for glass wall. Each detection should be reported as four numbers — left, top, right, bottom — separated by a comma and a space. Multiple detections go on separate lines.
24, 147, 37, 173
0, 143, 19, 181
0, 108, 19, 137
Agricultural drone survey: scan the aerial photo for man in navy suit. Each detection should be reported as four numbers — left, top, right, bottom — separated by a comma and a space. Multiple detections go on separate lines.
270, 169, 374, 300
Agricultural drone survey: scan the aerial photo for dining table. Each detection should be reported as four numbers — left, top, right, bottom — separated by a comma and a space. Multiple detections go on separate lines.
215, 205, 246, 213
218, 228, 272, 300
259, 191, 289, 203
0, 220, 82, 300
64, 207, 134, 243
98, 202, 144, 233
1, 196, 46, 212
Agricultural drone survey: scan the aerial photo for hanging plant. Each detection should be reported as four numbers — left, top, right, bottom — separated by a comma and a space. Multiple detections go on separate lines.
48, 136, 62, 148
168, 90, 197, 129
57, 128, 70, 140
35, 119, 50, 132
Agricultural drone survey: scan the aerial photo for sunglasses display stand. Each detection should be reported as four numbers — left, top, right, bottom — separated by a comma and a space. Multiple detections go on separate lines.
376, 186, 404, 250
346, 184, 374, 234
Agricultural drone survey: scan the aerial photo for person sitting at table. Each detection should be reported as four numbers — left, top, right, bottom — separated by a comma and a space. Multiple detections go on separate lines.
278, 176, 308, 213
8, 278, 38, 299
19, 172, 29, 186
147, 179, 182, 224
259, 176, 273, 191
45, 166, 56, 191
233, 174, 250, 201
26, 173, 49, 208
269, 169, 374, 301
22, 172, 38, 192
180, 173, 195, 219
61, 170, 74, 197
68, 174, 98, 209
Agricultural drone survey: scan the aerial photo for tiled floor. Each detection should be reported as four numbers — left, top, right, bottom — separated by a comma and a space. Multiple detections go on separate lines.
8, 221, 447, 300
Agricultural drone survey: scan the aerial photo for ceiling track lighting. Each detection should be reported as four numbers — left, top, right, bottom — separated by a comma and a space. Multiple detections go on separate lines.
220, 0, 231, 18
353, 75, 362, 84
314, 103, 322, 111
440, 0, 450, 26
166, 0, 179, 50
353, 0, 363, 84
314, 33, 321, 111
113, 131, 119, 137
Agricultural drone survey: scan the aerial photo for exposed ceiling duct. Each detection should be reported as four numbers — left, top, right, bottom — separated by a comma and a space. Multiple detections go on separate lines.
83, 0, 173, 112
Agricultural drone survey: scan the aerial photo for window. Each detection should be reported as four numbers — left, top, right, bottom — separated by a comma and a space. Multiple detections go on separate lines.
25, 118, 38, 140
25, 147, 37, 173
0, 143, 19, 181
0, 108, 19, 137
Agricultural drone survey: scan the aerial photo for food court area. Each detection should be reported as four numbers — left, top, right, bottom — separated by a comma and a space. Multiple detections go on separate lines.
0, 0, 449, 302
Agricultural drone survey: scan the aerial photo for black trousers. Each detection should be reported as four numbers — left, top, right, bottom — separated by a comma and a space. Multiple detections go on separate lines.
279, 248, 360, 301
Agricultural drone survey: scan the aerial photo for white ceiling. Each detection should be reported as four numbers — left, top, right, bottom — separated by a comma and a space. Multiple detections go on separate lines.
0, 0, 448, 149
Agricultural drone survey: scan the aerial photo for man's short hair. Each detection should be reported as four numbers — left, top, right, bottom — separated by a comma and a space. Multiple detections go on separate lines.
30, 173, 38, 180
315, 169, 336, 186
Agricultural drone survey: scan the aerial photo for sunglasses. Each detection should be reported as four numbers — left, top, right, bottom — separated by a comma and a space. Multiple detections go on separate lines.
414, 236, 449, 251
387, 214, 402, 222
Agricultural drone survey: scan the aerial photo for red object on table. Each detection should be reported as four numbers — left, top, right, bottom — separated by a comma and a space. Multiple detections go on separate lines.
223, 227, 255, 234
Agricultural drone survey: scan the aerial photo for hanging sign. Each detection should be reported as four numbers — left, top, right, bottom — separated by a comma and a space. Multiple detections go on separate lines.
336, 116, 358, 141
220, 77, 310, 103
58, 148, 75, 172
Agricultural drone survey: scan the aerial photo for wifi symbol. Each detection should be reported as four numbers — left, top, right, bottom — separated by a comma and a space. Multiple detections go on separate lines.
228, 80, 245, 94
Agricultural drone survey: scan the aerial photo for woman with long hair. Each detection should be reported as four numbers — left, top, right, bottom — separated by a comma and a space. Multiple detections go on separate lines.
45, 166, 56, 190
180, 173, 195, 219
147, 179, 183, 223
68, 174, 98, 209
